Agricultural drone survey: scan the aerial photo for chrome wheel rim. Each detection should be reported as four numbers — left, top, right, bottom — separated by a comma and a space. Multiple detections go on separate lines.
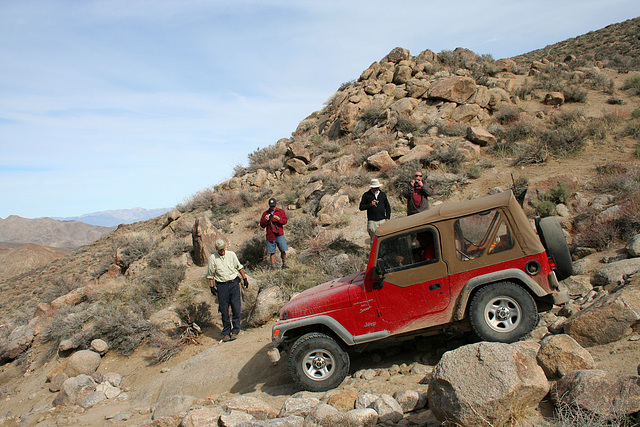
301, 349, 335, 381
484, 296, 521, 333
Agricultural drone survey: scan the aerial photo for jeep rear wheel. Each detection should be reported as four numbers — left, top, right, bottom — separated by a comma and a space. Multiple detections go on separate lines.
288, 332, 350, 392
536, 216, 573, 280
469, 282, 537, 343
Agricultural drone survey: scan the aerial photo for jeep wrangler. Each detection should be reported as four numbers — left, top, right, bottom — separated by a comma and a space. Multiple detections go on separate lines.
271, 191, 572, 391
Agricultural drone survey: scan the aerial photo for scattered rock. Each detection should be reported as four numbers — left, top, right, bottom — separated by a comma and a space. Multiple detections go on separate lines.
536, 334, 596, 378
64, 350, 101, 378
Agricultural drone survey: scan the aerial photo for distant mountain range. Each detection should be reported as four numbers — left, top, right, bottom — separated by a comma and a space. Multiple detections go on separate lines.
52, 207, 172, 227
0, 216, 116, 250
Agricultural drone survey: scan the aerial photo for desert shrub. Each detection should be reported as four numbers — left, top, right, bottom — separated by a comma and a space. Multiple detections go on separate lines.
466, 164, 483, 179
42, 305, 93, 352
338, 79, 356, 91
146, 239, 188, 269
531, 199, 557, 217
432, 144, 466, 173
396, 115, 418, 134
178, 187, 216, 212
40, 275, 85, 305
494, 104, 521, 125
489, 117, 540, 146
594, 164, 640, 198
245, 144, 288, 174
514, 78, 539, 99
586, 111, 625, 141
176, 302, 212, 328
606, 97, 624, 105
513, 141, 549, 166
623, 74, 640, 96
332, 214, 351, 228
149, 333, 183, 365
542, 111, 588, 157
136, 262, 187, 305
287, 214, 318, 247
113, 232, 155, 269
562, 85, 588, 103
547, 182, 572, 204
623, 118, 640, 141
616, 196, 640, 240
237, 235, 266, 268
426, 172, 468, 199
93, 301, 154, 355
359, 106, 385, 128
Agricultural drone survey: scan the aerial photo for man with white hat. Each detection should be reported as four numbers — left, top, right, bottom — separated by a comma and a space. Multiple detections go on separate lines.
359, 178, 391, 241
206, 239, 249, 342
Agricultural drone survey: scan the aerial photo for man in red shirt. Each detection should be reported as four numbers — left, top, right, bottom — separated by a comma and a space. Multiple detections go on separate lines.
259, 198, 289, 268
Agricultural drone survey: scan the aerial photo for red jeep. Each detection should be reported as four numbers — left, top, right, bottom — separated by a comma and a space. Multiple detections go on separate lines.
271, 191, 572, 391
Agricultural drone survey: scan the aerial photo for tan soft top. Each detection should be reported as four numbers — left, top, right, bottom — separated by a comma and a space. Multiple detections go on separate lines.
376, 190, 545, 255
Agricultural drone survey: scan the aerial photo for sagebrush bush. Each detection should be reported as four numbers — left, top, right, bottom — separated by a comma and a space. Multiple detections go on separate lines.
395, 115, 418, 134
149, 332, 183, 365
178, 187, 216, 212
245, 144, 287, 174
494, 104, 521, 125
432, 144, 466, 173
176, 302, 212, 327
287, 214, 318, 247
136, 262, 187, 304
237, 235, 267, 268
623, 74, 640, 96
514, 141, 549, 166
562, 85, 588, 103
359, 106, 385, 128
92, 301, 154, 355
114, 232, 155, 270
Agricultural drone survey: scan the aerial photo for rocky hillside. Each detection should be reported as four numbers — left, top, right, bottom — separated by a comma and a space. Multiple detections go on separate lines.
0, 215, 115, 250
1, 17, 640, 426
0, 243, 69, 281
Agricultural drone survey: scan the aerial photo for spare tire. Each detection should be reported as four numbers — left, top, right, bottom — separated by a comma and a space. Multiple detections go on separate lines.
536, 217, 573, 281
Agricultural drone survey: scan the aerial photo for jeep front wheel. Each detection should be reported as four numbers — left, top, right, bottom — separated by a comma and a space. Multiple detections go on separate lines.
469, 282, 537, 343
288, 332, 350, 392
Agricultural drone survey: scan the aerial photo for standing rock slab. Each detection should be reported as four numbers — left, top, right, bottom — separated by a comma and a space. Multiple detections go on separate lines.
429, 342, 550, 426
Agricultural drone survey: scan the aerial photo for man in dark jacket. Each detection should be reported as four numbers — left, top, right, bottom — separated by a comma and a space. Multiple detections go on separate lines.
259, 197, 289, 268
359, 178, 391, 241
402, 170, 432, 215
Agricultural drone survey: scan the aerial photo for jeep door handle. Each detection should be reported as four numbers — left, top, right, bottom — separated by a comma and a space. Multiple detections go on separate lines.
429, 283, 441, 291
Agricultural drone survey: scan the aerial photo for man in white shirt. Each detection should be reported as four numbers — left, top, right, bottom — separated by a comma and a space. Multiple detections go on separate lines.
207, 239, 249, 342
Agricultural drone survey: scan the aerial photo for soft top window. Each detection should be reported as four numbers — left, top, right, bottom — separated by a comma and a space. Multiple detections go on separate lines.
378, 228, 439, 272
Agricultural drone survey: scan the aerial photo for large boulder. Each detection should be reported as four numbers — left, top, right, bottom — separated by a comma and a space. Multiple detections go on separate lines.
278, 396, 320, 418
248, 285, 289, 326
64, 350, 101, 377
53, 374, 97, 407
592, 258, 640, 288
467, 126, 496, 146
429, 342, 549, 426
564, 278, 640, 346
366, 151, 396, 170
152, 394, 199, 420
536, 334, 595, 378
428, 76, 477, 104
222, 395, 278, 420
0, 324, 35, 363
552, 369, 640, 420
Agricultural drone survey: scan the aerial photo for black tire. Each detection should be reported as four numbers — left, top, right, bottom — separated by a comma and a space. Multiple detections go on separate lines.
536, 216, 573, 280
469, 282, 538, 343
288, 332, 350, 392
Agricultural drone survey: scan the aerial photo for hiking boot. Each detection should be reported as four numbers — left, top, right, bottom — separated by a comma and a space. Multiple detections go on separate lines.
230, 333, 238, 341
269, 263, 277, 269
282, 262, 289, 269
222, 335, 231, 342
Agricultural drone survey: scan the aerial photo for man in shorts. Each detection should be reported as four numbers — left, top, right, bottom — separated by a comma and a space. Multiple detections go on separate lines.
259, 197, 289, 268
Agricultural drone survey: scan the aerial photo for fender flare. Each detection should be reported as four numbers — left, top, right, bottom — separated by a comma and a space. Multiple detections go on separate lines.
452, 269, 547, 321
273, 315, 389, 348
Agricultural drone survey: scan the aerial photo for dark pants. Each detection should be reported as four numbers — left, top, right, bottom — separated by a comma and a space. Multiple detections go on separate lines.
216, 278, 241, 336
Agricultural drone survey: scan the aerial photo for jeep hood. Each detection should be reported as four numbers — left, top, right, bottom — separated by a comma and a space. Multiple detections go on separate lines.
280, 270, 364, 319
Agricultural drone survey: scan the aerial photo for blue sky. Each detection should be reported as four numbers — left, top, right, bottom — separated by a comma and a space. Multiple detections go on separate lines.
1, 1, 639, 219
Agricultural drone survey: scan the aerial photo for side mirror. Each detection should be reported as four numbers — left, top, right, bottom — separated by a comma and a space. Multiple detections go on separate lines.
374, 258, 386, 289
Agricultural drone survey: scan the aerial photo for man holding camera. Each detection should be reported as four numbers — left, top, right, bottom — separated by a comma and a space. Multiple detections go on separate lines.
359, 178, 391, 241
260, 197, 289, 268
207, 239, 249, 342
402, 170, 432, 215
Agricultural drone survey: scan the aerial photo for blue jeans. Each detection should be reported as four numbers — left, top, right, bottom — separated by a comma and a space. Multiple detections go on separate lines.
216, 278, 241, 336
